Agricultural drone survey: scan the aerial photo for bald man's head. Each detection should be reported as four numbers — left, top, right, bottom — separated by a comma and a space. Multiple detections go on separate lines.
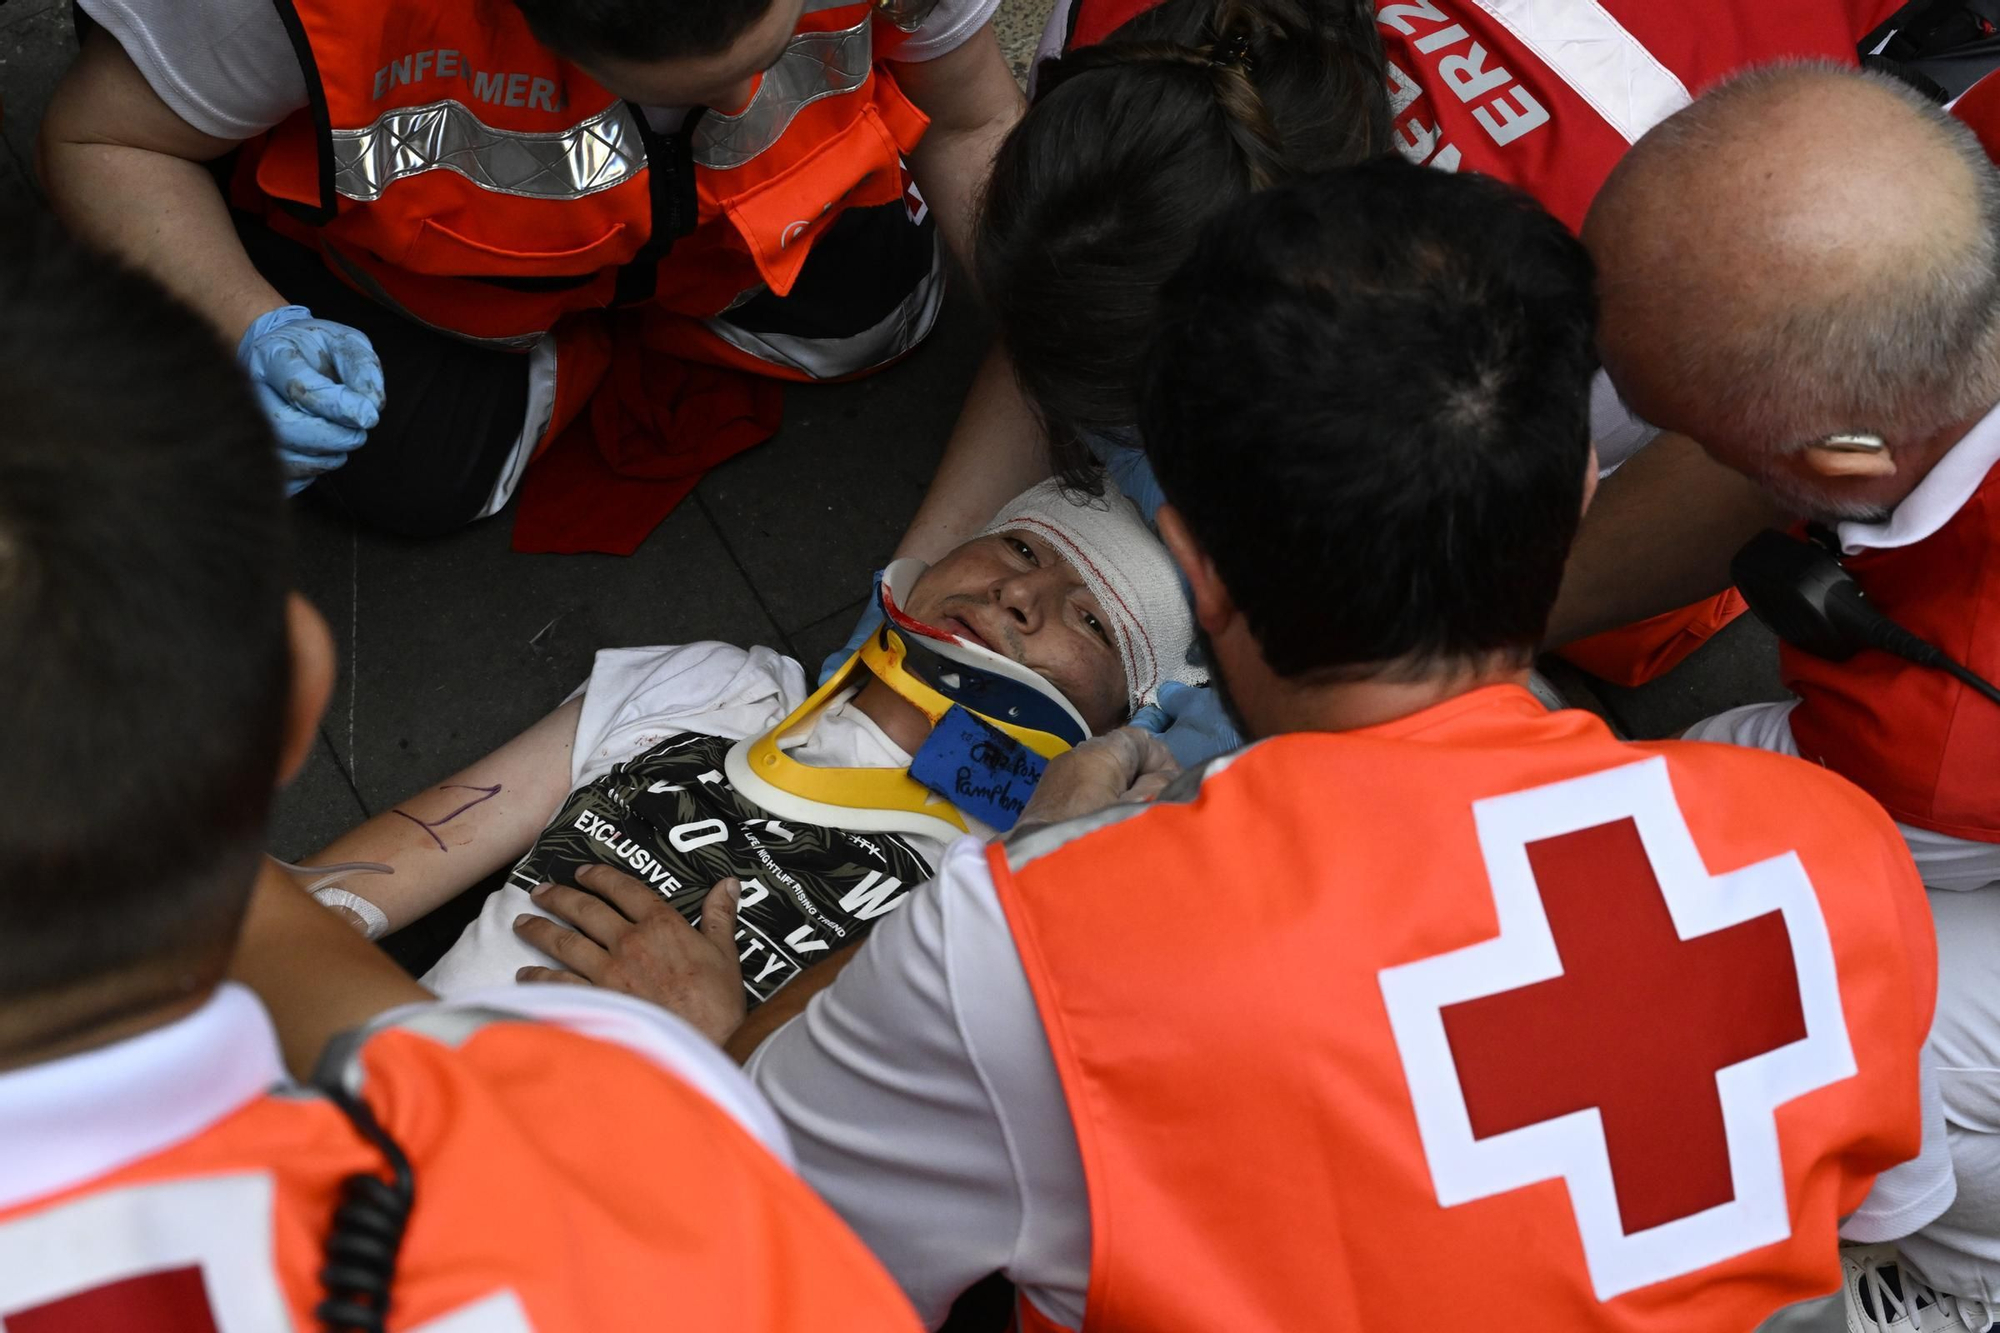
1586, 63, 2000, 517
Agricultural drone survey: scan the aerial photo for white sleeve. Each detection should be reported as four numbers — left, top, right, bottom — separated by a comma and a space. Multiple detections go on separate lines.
1590, 368, 1662, 476
748, 837, 1090, 1329
1029, 0, 1076, 93
890, 0, 1006, 63
569, 643, 806, 787
79, 0, 308, 141
374, 984, 795, 1163
1841, 1054, 1957, 1242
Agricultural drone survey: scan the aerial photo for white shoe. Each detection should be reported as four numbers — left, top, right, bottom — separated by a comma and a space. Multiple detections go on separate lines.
1844, 1244, 1993, 1332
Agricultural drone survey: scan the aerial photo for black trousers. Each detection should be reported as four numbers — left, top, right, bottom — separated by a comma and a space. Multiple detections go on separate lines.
237, 193, 938, 539
238, 216, 532, 539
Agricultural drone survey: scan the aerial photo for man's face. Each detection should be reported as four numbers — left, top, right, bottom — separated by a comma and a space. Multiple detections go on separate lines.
901, 531, 1130, 734
570, 0, 807, 112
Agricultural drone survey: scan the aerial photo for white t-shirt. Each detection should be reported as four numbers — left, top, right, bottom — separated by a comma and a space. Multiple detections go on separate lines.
82, 0, 1001, 143
425, 642, 973, 1000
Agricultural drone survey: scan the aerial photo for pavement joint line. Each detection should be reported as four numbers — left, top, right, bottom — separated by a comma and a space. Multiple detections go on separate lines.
826, 590, 869, 619
317, 723, 370, 820
348, 528, 359, 784
0, 138, 40, 199
801, 592, 870, 636
0, 0, 63, 37
692, 488, 801, 663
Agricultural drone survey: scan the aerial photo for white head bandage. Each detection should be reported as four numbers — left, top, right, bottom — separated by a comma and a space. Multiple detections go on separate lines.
981, 478, 1203, 711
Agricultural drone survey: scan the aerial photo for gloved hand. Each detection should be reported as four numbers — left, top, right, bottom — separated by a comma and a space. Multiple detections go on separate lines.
1129, 680, 1244, 769
1083, 427, 1167, 524
1018, 726, 1179, 830
237, 305, 386, 495
817, 570, 887, 685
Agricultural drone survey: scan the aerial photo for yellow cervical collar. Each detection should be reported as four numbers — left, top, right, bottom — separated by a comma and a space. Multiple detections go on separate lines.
723, 627, 1075, 842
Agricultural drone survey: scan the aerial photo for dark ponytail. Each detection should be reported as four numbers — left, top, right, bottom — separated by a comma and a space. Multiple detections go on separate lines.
977, 0, 1390, 484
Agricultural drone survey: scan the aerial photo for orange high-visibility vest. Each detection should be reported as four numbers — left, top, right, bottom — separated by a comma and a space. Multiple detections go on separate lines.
0, 1008, 922, 1330
235, 0, 930, 357
1785, 461, 2000, 844
994, 686, 1936, 1332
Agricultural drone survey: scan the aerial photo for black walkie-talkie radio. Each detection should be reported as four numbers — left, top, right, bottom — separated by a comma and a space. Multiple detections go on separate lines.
1730, 528, 2000, 707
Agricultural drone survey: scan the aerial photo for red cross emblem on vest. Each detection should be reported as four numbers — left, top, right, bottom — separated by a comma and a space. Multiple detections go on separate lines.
0, 1174, 531, 1332
1378, 757, 1856, 1299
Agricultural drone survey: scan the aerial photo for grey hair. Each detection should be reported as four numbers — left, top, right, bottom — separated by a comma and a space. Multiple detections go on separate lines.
1641, 61, 2000, 451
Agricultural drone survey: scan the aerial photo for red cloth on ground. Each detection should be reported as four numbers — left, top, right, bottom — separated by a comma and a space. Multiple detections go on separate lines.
1558, 589, 1749, 688
512, 328, 781, 556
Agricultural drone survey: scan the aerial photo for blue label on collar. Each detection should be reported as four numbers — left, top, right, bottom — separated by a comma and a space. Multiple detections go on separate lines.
908, 706, 1048, 832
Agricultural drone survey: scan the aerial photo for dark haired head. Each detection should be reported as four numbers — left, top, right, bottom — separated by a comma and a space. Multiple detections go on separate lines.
0, 212, 293, 1003
511, 0, 777, 63
1141, 158, 1598, 679
977, 0, 1390, 485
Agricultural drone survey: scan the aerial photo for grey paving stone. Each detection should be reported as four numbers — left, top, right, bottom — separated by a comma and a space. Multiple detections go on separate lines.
995, 0, 1055, 84
0, 138, 34, 209
1580, 613, 1791, 741
290, 502, 361, 791
0, 0, 74, 174
292, 493, 781, 812
791, 593, 874, 682
268, 731, 366, 862
696, 275, 993, 637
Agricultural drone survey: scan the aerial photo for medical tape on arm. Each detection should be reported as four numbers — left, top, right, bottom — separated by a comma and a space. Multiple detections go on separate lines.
273, 858, 397, 940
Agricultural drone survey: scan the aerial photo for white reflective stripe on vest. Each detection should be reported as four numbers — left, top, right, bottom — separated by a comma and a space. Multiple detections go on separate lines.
1467, 0, 1691, 143
705, 232, 944, 378
332, 98, 647, 203
692, 14, 874, 171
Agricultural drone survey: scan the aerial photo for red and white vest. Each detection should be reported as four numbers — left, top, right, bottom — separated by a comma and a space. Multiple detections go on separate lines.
994, 686, 1936, 1331
1058, 0, 1899, 231
0, 1005, 921, 1330
1787, 458, 2000, 843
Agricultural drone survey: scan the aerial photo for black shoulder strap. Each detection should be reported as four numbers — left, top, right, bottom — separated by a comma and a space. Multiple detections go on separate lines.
266, 0, 340, 223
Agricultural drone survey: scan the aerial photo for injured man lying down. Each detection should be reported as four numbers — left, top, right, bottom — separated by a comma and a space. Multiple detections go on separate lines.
304, 480, 1200, 1003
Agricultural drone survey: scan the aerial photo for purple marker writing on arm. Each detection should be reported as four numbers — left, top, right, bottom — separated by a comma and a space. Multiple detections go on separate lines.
391, 783, 502, 852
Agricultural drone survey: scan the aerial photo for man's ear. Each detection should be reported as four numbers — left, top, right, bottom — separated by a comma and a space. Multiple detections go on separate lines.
278, 592, 336, 788
1800, 441, 1898, 480
1156, 504, 1236, 635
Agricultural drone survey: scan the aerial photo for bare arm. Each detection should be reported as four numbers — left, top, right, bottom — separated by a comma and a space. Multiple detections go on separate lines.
895, 344, 1051, 561
887, 33, 1044, 562
892, 23, 1024, 276
723, 941, 861, 1063
1547, 432, 1788, 647
38, 28, 285, 344
230, 861, 433, 1078
304, 699, 584, 935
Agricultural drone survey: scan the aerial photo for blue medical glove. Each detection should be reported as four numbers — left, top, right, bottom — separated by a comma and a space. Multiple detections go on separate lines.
817, 570, 887, 686
1083, 427, 1167, 525
237, 305, 386, 493
1129, 680, 1243, 768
